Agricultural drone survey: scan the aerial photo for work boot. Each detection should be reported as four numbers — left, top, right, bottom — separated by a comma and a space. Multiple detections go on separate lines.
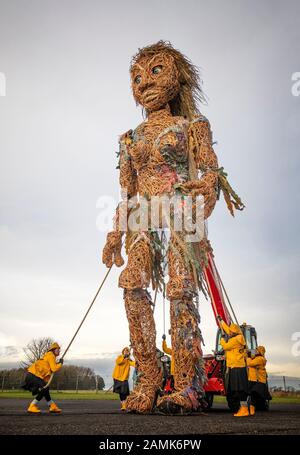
234, 405, 250, 417
250, 404, 255, 416
121, 402, 126, 411
27, 403, 41, 414
49, 402, 62, 413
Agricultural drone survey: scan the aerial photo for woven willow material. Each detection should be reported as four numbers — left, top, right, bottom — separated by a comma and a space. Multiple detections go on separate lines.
124, 289, 162, 414
102, 41, 244, 414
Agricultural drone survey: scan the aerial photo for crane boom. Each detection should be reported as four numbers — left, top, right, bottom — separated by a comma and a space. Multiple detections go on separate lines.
204, 252, 232, 326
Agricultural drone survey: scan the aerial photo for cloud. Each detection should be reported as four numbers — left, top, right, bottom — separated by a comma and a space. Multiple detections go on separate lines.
0, 0, 299, 380
0, 345, 20, 359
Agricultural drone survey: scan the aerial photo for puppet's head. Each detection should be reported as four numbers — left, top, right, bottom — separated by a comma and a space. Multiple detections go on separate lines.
130, 40, 205, 120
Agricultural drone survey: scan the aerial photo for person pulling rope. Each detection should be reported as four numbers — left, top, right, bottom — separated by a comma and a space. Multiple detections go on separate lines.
23, 342, 63, 414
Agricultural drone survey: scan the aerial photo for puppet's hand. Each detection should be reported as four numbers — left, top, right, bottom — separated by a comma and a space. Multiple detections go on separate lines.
177, 173, 218, 219
102, 231, 124, 268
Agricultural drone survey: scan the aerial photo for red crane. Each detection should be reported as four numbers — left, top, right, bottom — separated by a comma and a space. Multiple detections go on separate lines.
203, 251, 259, 410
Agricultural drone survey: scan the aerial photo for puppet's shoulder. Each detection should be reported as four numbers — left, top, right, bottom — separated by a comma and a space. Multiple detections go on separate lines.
188, 115, 212, 144
119, 129, 134, 146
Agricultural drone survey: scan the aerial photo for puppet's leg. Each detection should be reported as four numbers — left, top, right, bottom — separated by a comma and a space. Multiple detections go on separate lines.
119, 233, 162, 414
156, 233, 205, 414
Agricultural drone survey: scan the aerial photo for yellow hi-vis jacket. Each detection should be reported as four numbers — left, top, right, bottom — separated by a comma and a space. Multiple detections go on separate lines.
220, 336, 247, 368
162, 340, 174, 376
220, 322, 246, 369
112, 355, 135, 382
28, 351, 62, 381
247, 355, 267, 383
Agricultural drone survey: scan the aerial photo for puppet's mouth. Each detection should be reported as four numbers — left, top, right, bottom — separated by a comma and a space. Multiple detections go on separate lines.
143, 91, 158, 103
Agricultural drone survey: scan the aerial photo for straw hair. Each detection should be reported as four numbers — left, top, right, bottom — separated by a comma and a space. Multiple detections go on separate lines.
130, 40, 206, 120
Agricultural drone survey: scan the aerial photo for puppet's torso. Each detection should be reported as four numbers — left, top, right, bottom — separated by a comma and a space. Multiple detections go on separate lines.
128, 111, 190, 196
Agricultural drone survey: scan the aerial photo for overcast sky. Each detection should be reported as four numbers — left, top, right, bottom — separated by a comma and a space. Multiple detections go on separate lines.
0, 0, 300, 379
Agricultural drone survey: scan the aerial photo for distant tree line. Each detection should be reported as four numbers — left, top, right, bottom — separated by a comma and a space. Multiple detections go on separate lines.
0, 365, 105, 392
0, 337, 105, 391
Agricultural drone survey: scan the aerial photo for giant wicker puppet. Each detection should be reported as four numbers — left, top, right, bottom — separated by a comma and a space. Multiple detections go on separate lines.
102, 41, 244, 414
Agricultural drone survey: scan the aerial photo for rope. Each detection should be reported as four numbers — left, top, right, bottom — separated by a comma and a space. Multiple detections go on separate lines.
43, 258, 115, 389
163, 291, 166, 336
62, 265, 113, 359
152, 285, 159, 312
152, 230, 165, 321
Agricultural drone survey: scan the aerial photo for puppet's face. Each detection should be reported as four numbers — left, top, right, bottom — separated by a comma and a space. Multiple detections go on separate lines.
131, 52, 180, 112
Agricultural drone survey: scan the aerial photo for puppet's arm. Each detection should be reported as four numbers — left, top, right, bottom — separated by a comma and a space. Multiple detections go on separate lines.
183, 117, 244, 218
102, 131, 137, 268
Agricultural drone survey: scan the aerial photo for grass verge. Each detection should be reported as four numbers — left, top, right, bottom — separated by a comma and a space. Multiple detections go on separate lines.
0, 390, 118, 400
1, 391, 300, 404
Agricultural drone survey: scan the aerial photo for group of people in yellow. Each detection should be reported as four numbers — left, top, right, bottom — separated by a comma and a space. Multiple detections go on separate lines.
24, 342, 136, 414
112, 321, 269, 417
24, 328, 268, 417
218, 317, 269, 417
161, 325, 268, 417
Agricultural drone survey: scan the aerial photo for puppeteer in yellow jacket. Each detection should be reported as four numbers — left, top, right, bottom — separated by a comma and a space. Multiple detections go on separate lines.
112, 347, 135, 411
113, 350, 135, 382
218, 319, 252, 417
247, 346, 267, 383
162, 337, 174, 376
24, 342, 63, 414
28, 348, 62, 382
220, 321, 246, 368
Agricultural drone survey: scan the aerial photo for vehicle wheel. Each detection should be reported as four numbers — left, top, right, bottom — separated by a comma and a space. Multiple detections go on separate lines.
204, 393, 214, 409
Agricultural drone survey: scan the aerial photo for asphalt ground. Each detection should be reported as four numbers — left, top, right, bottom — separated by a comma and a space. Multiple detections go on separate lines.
0, 398, 299, 435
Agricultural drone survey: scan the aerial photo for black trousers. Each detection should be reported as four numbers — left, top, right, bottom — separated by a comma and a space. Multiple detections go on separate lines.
226, 367, 249, 402
22, 372, 52, 402
113, 379, 130, 401
249, 381, 270, 401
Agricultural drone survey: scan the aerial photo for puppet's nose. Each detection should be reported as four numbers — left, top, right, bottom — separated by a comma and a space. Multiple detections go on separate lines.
139, 79, 156, 94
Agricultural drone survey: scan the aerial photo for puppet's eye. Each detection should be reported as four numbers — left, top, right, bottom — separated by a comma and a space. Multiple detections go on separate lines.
152, 65, 162, 75
134, 75, 142, 84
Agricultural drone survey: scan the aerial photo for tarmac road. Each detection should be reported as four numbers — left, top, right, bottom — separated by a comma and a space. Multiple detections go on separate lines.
0, 398, 299, 435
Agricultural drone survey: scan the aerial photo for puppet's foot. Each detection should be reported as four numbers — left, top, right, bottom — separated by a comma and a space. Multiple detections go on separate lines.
125, 384, 158, 414
156, 389, 197, 415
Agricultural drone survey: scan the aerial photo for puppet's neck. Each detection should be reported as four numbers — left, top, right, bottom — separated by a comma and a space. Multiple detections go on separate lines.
147, 104, 172, 121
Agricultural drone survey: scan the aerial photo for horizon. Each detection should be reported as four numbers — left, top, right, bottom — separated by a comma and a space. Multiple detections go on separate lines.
1, 0, 300, 380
